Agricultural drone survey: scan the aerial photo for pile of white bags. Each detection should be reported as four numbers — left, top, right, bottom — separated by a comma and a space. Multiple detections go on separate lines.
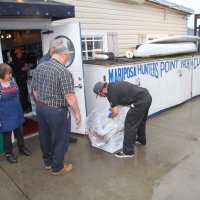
86, 107, 128, 153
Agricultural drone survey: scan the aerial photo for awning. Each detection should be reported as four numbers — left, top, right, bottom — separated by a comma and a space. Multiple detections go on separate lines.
0, 0, 75, 21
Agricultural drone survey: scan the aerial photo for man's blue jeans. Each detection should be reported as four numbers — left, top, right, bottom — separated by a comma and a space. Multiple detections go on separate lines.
36, 104, 71, 172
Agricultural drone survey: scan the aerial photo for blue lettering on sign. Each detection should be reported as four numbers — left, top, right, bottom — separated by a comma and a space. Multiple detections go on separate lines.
137, 62, 159, 78
160, 60, 178, 77
180, 58, 191, 69
108, 58, 194, 82
193, 57, 200, 69
108, 62, 159, 82
108, 66, 137, 82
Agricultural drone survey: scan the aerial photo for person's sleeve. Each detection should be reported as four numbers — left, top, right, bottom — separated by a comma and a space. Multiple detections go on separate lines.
107, 89, 118, 108
30, 70, 37, 91
60, 69, 75, 95
37, 53, 50, 66
108, 96, 118, 108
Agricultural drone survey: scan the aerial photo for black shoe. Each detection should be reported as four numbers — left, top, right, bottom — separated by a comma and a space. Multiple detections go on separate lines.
6, 153, 17, 164
19, 147, 32, 156
115, 151, 135, 158
69, 136, 78, 143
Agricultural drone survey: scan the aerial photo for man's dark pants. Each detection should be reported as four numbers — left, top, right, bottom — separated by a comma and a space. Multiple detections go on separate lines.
123, 94, 152, 154
36, 104, 70, 172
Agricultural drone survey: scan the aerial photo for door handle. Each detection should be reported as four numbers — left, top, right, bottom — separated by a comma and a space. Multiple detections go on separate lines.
74, 84, 83, 89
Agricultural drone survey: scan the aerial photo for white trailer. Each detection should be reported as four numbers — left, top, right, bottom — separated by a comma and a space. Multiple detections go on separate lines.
84, 54, 200, 118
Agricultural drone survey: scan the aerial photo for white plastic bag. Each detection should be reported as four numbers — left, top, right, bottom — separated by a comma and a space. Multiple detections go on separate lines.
86, 107, 128, 153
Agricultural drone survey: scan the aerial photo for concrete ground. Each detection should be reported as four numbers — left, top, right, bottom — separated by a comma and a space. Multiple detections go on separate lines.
1, 97, 200, 200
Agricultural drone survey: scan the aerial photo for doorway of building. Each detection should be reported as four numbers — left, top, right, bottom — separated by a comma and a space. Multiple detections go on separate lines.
1, 22, 86, 135
1, 29, 42, 66
1, 29, 42, 137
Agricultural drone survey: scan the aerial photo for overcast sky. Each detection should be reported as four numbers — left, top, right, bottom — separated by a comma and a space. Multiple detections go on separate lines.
167, 0, 200, 28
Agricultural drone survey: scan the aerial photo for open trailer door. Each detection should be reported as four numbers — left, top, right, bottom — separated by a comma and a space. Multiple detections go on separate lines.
41, 22, 86, 134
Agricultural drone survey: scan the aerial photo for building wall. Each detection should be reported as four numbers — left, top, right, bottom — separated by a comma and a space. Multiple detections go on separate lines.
55, 0, 188, 56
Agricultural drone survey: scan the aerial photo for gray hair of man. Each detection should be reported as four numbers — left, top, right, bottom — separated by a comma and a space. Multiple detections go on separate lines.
50, 38, 68, 56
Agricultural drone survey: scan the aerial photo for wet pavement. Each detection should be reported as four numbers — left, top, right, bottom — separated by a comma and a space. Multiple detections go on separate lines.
1, 97, 200, 200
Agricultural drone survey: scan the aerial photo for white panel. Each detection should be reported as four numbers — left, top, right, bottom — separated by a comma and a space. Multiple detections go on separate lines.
41, 22, 87, 134
178, 57, 192, 103
159, 57, 192, 110
84, 64, 110, 115
137, 63, 160, 115
192, 55, 200, 97
160, 59, 181, 110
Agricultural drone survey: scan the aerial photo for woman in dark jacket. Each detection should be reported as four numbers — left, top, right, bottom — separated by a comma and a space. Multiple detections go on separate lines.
0, 63, 31, 164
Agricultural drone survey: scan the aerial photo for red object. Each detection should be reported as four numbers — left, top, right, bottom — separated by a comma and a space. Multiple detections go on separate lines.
2, 87, 17, 93
14, 48, 24, 55
23, 118, 38, 136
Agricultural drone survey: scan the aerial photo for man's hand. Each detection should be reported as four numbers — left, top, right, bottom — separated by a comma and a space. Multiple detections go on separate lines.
111, 106, 119, 118
65, 93, 81, 124
75, 112, 81, 124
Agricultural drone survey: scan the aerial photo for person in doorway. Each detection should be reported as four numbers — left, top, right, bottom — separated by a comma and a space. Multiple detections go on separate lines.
37, 44, 78, 144
12, 48, 31, 113
0, 64, 32, 164
31, 38, 81, 175
37, 50, 51, 66
93, 81, 152, 158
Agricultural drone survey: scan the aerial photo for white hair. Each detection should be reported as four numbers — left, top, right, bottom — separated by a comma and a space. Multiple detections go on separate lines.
50, 38, 68, 55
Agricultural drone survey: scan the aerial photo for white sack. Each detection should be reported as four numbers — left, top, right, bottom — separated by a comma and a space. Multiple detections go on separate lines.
86, 107, 128, 150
